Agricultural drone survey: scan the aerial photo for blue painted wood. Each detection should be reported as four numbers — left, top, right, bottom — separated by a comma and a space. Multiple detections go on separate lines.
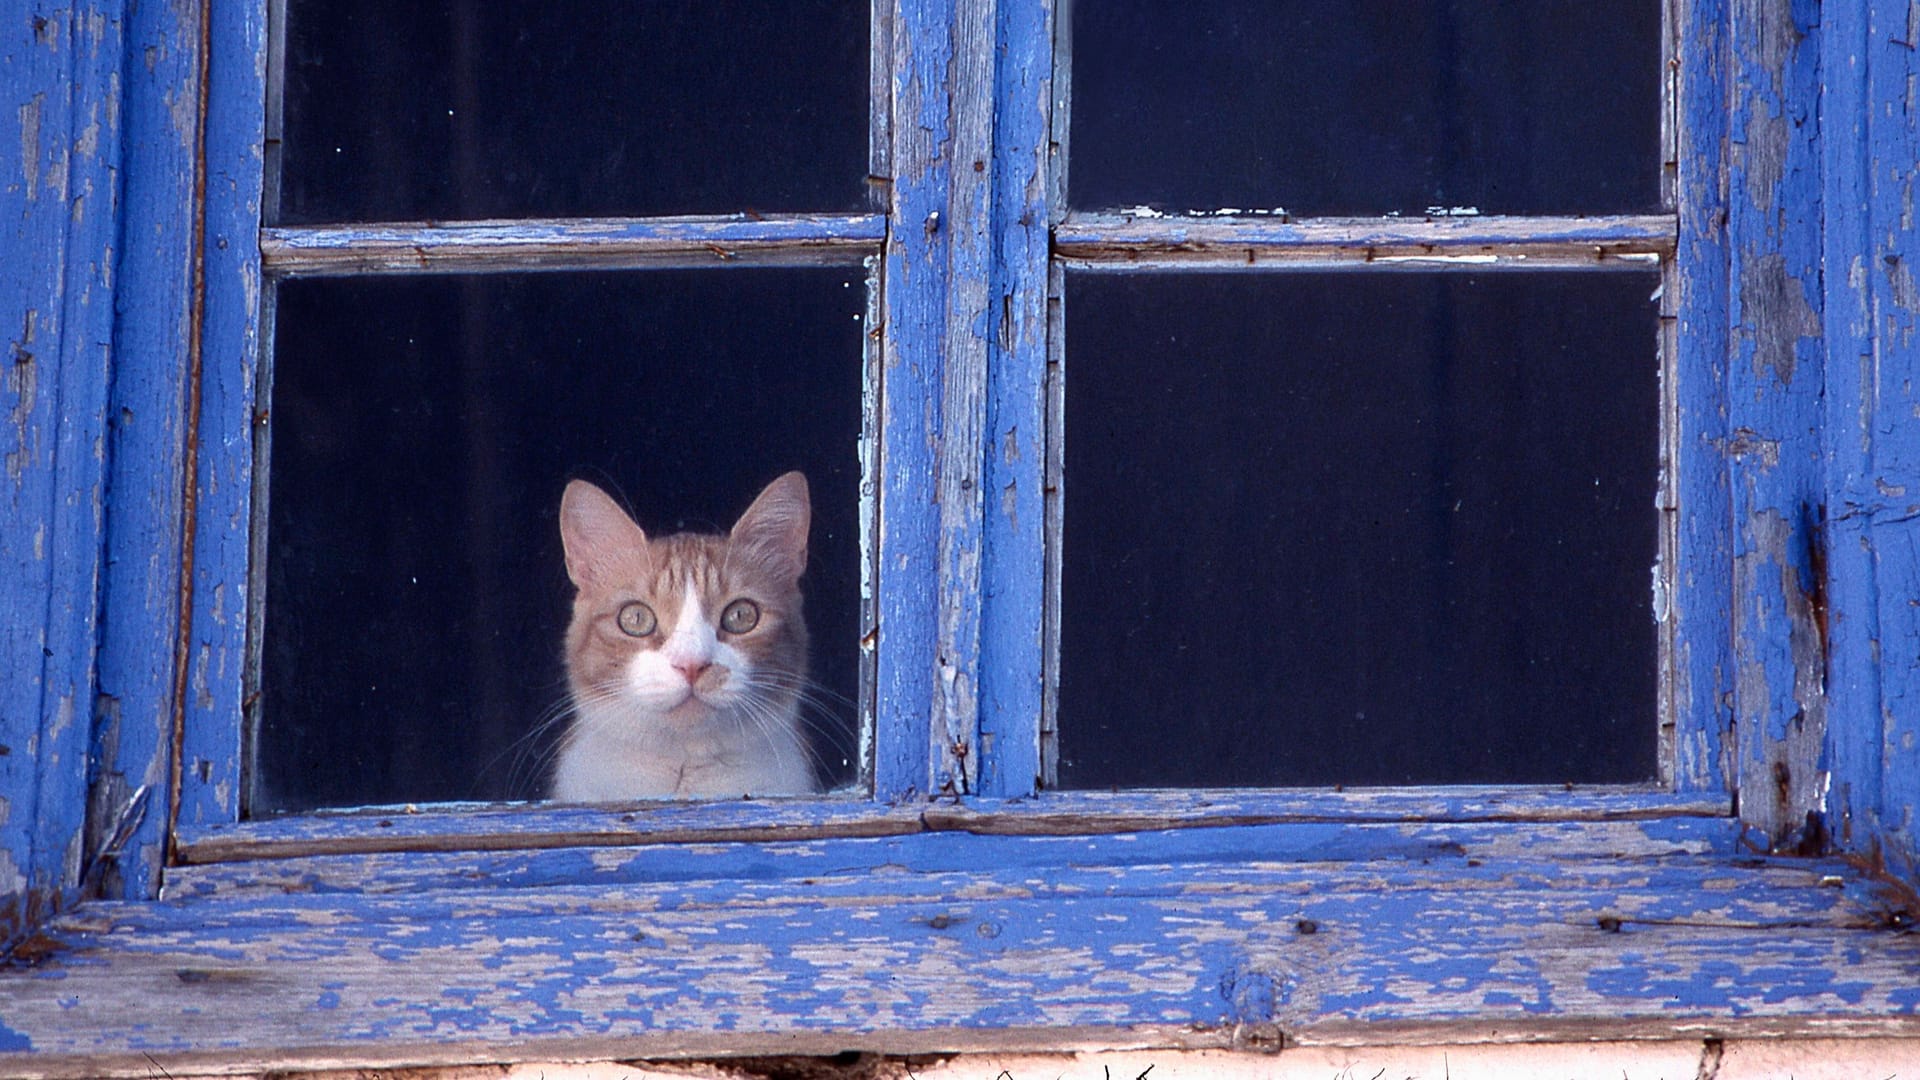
929, 0, 996, 798
172, 787, 1725, 865
87, 0, 209, 897
1055, 212, 1675, 258
1822, 0, 1920, 864
875, 0, 955, 800
162, 817, 1742, 901
261, 213, 888, 276
1724, 0, 1831, 850
1820, 0, 1879, 857
1672, 0, 1737, 799
1, 1, 126, 933
2, 846, 1913, 1072
174, 0, 266, 832
976, 0, 1053, 797
1858, 0, 1920, 871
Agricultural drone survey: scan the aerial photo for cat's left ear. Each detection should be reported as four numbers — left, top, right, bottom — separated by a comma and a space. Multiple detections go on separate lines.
731, 471, 810, 581
559, 479, 649, 589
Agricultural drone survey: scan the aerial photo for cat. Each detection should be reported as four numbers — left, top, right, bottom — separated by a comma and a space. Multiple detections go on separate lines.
550, 473, 820, 801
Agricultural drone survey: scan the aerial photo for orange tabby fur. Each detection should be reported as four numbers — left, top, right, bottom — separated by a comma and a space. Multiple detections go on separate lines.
551, 473, 818, 800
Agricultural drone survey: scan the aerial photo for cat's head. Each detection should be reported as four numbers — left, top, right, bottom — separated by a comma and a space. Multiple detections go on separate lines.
558, 473, 811, 734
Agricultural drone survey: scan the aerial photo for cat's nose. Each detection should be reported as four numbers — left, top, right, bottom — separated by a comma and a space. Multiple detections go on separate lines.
673, 659, 711, 684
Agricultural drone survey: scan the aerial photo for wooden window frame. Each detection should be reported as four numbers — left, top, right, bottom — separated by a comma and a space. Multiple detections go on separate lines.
4, 0, 1919, 1073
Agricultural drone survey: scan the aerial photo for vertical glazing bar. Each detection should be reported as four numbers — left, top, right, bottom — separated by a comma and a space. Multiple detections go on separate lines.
1040, 258, 1066, 788
177, 0, 268, 830
863, 0, 893, 786
858, 255, 883, 792
1036, 0, 1072, 787
930, 0, 996, 798
261, 0, 286, 223
876, 0, 957, 800
1655, 0, 1682, 789
977, 0, 1055, 798
869, 0, 893, 211
1671, 0, 1736, 800
242, 0, 288, 818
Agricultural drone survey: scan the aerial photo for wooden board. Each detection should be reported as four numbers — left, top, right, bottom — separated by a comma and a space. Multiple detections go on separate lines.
1, 835, 1915, 1079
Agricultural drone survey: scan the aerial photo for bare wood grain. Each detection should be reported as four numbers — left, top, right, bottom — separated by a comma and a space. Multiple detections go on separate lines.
174, 788, 1730, 865
1055, 213, 1676, 269
3, 852, 1914, 1078
163, 818, 1739, 901
260, 215, 888, 277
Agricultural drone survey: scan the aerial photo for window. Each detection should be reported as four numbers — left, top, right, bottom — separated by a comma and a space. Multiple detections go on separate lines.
251, 1, 878, 813
5, 0, 1919, 1071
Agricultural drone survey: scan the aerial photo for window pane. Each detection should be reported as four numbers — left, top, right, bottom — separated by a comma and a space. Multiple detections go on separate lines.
1058, 271, 1659, 789
277, 1, 869, 224
255, 269, 866, 814
1070, 2, 1661, 215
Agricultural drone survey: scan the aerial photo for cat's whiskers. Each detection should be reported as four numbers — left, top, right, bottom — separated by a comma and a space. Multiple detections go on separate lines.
730, 673, 852, 780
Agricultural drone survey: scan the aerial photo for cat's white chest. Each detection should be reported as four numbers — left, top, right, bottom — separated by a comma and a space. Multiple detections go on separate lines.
550, 701, 814, 801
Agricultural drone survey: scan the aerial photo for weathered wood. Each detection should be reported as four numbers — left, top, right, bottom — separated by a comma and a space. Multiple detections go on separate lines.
87, 0, 210, 898
929, 0, 996, 798
921, 789, 1731, 835
1053, 213, 1676, 269
975, 0, 1054, 797
1820, 0, 1920, 862
1671, 0, 1738, 798
174, 0, 266, 834
1039, 258, 1066, 787
177, 801, 931, 865
172, 788, 1729, 865
1725, 0, 1830, 851
1, 849, 1914, 1078
161, 818, 1738, 902
1, 0, 124, 925
259, 214, 888, 277
874, 0, 953, 799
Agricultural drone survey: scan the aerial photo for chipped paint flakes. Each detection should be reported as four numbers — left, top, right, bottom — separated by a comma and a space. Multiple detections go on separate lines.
7, 312, 42, 482
17, 94, 43, 202
1742, 107, 1789, 212
1738, 253, 1820, 386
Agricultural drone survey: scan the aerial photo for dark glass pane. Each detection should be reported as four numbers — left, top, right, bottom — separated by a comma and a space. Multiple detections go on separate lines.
278, 1, 869, 224
257, 270, 865, 813
1071, 2, 1661, 215
1059, 272, 1659, 789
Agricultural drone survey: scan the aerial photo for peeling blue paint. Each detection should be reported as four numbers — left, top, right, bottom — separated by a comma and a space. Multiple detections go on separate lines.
0, 1022, 29, 1053
5, 0, 1920, 1070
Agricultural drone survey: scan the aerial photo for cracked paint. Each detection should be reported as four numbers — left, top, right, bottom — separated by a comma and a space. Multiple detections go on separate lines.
1740, 254, 1820, 386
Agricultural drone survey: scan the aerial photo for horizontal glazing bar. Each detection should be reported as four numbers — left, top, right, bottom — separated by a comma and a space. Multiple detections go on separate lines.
1056, 212, 1677, 270
261, 213, 888, 277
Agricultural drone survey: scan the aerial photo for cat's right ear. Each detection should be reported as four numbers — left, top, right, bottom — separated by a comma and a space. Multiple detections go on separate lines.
559, 480, 649, 588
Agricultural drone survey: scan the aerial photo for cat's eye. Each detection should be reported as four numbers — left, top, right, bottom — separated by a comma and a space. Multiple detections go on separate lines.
616, 602, 658, 638
720, 599, 760, 635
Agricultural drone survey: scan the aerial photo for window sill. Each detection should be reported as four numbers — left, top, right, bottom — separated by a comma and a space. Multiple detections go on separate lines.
6, 815, 1917, 1077
179, 785, 1727, 863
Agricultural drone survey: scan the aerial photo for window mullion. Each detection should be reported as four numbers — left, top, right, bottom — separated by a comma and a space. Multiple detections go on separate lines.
975, 0, 1056, 798
178, 0, 270, 835
875, 0, 997, 800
